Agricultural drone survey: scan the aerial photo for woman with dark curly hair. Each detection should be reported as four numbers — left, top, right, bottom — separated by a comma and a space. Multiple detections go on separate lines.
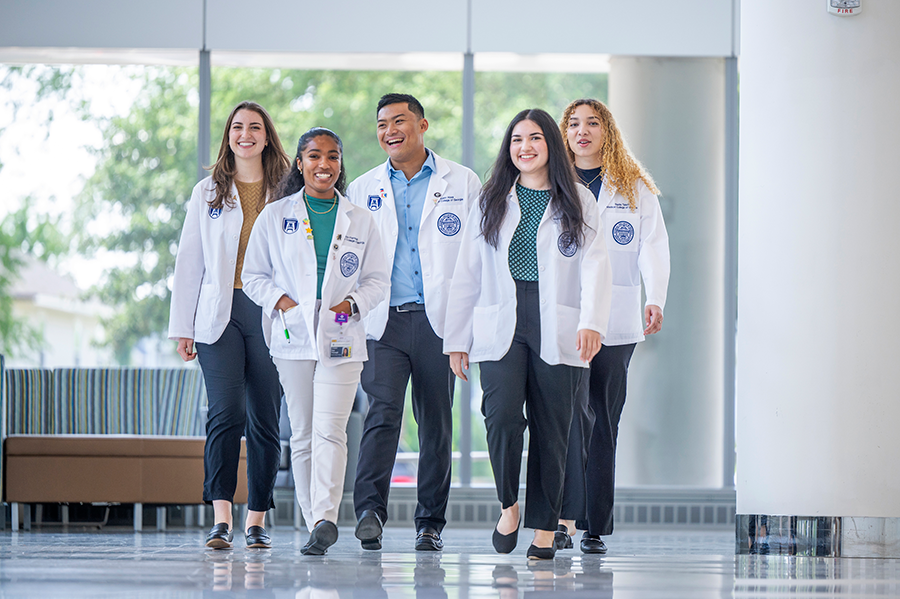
555, 98, 670, 555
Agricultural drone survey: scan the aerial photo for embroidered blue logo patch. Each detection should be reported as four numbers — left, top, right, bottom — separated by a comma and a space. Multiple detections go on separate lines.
558, 232, 578, 257
283, 218, 299, 234
340, 252, 359, 277
437, 213, 462, 237
367, 195, 382, 211
208, 207, 222, 219
612, 221, 635, 245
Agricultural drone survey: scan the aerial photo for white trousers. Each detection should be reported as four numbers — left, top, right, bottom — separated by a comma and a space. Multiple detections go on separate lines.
274, 357, 363, 531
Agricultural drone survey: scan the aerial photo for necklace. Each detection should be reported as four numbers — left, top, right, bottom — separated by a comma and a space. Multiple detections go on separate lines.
304, 192, 337, 215
578, 168, 603, 189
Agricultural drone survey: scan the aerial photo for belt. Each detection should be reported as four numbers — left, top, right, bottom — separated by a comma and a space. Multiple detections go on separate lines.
393, 302, 426, 313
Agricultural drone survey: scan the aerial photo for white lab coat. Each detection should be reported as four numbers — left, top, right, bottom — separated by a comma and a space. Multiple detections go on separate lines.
168, 177, 270, 344
597, 178, 670, 346
443, 183, 613, 368
345, 151, 482, 340
241, 188, 390, 365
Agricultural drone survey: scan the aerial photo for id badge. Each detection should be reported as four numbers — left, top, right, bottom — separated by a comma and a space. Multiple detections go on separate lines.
330, 312, 351, 358
330, 338, 352, 358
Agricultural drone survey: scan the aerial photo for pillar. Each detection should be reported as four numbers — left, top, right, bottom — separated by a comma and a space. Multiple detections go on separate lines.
736, 0, 900, 556
609, 57, 727, 487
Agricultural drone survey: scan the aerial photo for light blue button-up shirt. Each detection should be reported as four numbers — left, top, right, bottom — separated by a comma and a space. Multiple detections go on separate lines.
388, 150, 435, 306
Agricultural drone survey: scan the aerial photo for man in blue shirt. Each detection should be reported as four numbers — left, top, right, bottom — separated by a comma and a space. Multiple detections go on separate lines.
346, 93, 482, 551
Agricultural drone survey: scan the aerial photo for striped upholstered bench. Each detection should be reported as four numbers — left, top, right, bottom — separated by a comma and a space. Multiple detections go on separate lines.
1, 365, 223, 531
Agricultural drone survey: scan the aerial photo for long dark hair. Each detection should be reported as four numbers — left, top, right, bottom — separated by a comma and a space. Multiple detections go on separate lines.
480, 109, 584, 249
275, 127, 348, 200
208, 101, 290, 210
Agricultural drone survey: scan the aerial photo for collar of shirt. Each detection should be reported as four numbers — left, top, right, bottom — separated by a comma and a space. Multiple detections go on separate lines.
388, 149, 436, 184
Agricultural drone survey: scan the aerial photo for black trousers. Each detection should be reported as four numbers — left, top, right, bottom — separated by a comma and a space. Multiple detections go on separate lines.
196, 289, 282, 512
354, 308, 454, 531
479, 280, 585, 532
561, 342, 636, 535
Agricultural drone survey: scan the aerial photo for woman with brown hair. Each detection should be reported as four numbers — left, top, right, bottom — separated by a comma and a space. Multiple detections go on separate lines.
556, 98, 670, 554
445, 108, 612, 560
168, 101, 291, 549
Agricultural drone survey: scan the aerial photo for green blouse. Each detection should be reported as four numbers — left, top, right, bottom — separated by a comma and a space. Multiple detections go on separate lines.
508, 183, 550, 282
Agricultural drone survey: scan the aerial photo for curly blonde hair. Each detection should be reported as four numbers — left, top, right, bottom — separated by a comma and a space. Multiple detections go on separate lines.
560, 98, 658, 211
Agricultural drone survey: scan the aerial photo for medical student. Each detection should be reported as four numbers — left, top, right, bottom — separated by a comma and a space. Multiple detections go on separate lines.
444, 108, 612, 560
555, 98, 670, 554
168, 101, 290, 549
347, 93, 482, 552
242, 127, 389, 556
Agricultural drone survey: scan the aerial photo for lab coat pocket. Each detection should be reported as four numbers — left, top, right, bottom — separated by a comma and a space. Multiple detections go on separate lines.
557, 304, 581, 359
272, 306, 307, 351
471, 304, 500, 356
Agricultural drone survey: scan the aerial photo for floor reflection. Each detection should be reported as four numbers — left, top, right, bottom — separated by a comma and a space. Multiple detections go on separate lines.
2, 527, 899, 597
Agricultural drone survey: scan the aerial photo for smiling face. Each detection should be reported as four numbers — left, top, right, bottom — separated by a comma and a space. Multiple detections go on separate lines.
299, 135, 341, 199
566, 103, 604, 169
509, 119, 550, 187
228, 109, 267, 163
376, 102, 428, 168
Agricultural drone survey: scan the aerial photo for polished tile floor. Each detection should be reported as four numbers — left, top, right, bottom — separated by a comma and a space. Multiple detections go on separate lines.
3, 527, 900, 598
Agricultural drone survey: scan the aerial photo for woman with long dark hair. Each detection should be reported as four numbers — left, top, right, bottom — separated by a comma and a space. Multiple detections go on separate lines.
555, 99, 670, 554
444, 108, 612, 559
169, 101, 291, 549
242, 127, 389, 555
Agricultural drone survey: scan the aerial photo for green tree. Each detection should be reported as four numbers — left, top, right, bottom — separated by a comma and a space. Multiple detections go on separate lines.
0, 198, 69, 359
0, 65, 76, 359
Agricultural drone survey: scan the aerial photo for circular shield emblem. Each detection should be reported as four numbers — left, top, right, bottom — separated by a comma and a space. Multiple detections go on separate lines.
557, 232, 577, 257
437, 213, 462, 237
208, 206, 222, 219
612, 221, 635, 245
340, 252, 359, 277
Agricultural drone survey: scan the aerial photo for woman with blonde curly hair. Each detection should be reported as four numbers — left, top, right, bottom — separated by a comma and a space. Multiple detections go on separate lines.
554, 98, 670, 555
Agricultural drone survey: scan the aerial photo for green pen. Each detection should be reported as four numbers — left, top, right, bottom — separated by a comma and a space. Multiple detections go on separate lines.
279, 309, 291, 344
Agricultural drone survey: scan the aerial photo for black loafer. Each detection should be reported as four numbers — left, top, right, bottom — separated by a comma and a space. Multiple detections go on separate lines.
302, 520, 339, 555
415, 526, 443, 551
355, 509, 383, 551
492, 519, 519, 554
554, 525, 573, 550
526, 543, 557, 560
245, 525, 272, 549
581, 533, 608, 554
205, 523, 234, 549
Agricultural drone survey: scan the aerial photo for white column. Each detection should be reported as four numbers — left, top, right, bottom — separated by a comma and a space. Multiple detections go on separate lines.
737, 1, 900, 556
609, 57, 726, 487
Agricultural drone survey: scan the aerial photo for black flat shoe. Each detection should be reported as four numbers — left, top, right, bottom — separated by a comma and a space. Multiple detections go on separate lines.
526, 543, 557, 560
355, 509, 383, 551
580, 533, 608, 554
415, 526, 443, 551
492, 519, 519, 554
205, 523, 234, 549
554, 525, 573, 550
302, 520, 338, 556
245, 525, 272, 549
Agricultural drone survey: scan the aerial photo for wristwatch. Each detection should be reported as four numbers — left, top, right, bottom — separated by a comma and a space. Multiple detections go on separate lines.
344, 296, 359, 316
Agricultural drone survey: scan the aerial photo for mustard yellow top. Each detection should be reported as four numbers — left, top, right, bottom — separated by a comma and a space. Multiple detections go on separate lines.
233, 179, 265, 289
